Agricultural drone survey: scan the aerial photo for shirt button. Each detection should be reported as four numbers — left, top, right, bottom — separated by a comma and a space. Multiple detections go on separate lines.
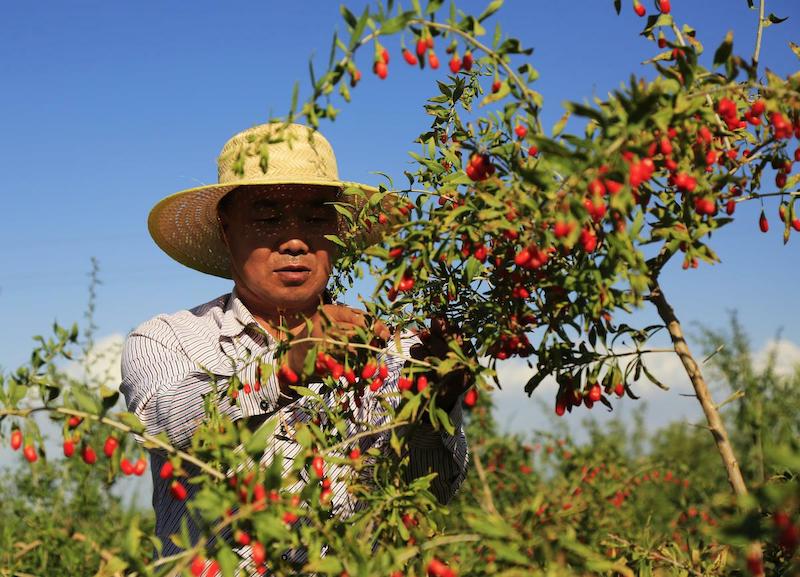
260, 400, 270, 411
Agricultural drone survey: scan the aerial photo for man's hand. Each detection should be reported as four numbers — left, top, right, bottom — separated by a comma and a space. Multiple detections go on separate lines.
283, 305, 390, 386
409, 316, 475, 412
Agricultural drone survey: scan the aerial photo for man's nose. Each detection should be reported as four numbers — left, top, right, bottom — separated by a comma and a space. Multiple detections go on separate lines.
277, 237, 310, 256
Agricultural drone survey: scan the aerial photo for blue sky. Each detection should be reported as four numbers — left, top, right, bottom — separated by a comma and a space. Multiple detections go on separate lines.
1, 0, 798, 383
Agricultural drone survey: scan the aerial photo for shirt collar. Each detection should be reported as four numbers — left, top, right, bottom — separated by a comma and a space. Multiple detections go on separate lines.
219, 286, 259, 339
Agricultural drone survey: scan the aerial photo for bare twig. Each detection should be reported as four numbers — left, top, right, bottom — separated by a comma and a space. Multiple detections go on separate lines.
606, 534, 706, 577
470, 450, 500, 516
702, 344, 725, 365
753, 0, 766, 69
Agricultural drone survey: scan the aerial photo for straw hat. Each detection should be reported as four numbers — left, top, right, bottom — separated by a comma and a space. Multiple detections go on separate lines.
148, 122, 396, 279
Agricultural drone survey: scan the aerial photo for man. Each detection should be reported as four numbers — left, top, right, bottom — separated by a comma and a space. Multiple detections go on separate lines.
120, 122, 469, 570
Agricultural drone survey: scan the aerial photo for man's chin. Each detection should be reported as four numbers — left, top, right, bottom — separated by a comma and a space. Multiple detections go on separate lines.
263, 287, 325, 308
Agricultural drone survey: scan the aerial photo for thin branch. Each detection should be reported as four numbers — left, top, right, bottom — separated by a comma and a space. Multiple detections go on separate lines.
410, 19, 541, 115
1, 406, 225, 481
714, 389, 746, 411
735, 190, 800, 204
670, 22, 686, 47
606, 534, 706, 577
470, 450, 500, 516
702, 344, 725, 365
323, 419, 409, 455
753, 0, 766, 69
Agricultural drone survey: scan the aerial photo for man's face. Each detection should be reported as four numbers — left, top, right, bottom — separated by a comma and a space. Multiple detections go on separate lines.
218, 184, 340, 313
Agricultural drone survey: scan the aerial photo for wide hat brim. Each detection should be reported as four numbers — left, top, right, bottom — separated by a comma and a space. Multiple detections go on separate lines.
148, 177, 398, 280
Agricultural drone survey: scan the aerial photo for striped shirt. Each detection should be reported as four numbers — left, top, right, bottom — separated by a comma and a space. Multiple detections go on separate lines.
119, 287, 469, 569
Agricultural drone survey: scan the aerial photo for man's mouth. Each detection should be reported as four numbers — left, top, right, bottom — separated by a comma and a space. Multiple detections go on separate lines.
274, 265, 313, 284
275, 265, 311, 272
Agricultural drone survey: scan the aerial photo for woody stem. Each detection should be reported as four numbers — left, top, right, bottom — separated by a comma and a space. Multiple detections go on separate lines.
648, 280, 748, 497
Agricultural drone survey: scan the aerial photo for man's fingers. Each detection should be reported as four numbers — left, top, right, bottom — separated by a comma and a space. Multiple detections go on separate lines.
326, 322, 360, 339
315, 305, 395, 351
409, 342, 428, 361
430, 316, 448, 337
373, 320, 391, 342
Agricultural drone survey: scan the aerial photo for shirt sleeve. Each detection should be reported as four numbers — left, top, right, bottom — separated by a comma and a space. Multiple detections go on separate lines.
119, 318, 243, 451
377, 330, 470, 505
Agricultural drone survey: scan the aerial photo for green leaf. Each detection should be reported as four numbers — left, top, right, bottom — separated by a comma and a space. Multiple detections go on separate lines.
293, 386, 323, 401
396, 393, 421, 421
304, 557, 343, 573
289, 81, 299, 117
641, 13, 672, 36
72, 387, 100, 414
463, 256, 482, 284
713, 31, 734, 67
492, 540, 530, 564
117, 412, 145, 434
324, 234, 347, 248
478, 0, 504, 22
524, 371, 548, 395
142, 431, 171, 451
435, 406, 455, 435
564, 101, 606, 126
425, 0, 444, 14
517, 62, 539, 83
303, 347, 317, 377
790, 41, 800, 60
389, 430, 403, 455
348, 8, 370, 52
69, 322, 79, 342
97, 556, 127, 576
100, 384, 119, 410
331, 202, 355, 224
763, 12, 788, 27
245, 416, 278, 456
253, 513, 288, 541
294, 423, 312, 448
499, 37, 532, 55
479, 80, 510, 107
641, 361, 669, 390
10, 379, 27, 406
216, 544, 240, 577
551, 110, 570, 137
452, 77, 466, 102
340, 5, 357, 29
381, 11, 415, 35
465, 513, 513, 538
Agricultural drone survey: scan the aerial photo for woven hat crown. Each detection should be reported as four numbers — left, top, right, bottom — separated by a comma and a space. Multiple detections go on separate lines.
216, 122, 339, 185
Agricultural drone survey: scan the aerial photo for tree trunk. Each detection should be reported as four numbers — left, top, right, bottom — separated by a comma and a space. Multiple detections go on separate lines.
649, 281, 749, 497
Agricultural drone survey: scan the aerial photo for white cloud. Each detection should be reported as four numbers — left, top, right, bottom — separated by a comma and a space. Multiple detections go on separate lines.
754, 339, 800, 376
64, 332, 125, 390
484, 338, 800, 436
